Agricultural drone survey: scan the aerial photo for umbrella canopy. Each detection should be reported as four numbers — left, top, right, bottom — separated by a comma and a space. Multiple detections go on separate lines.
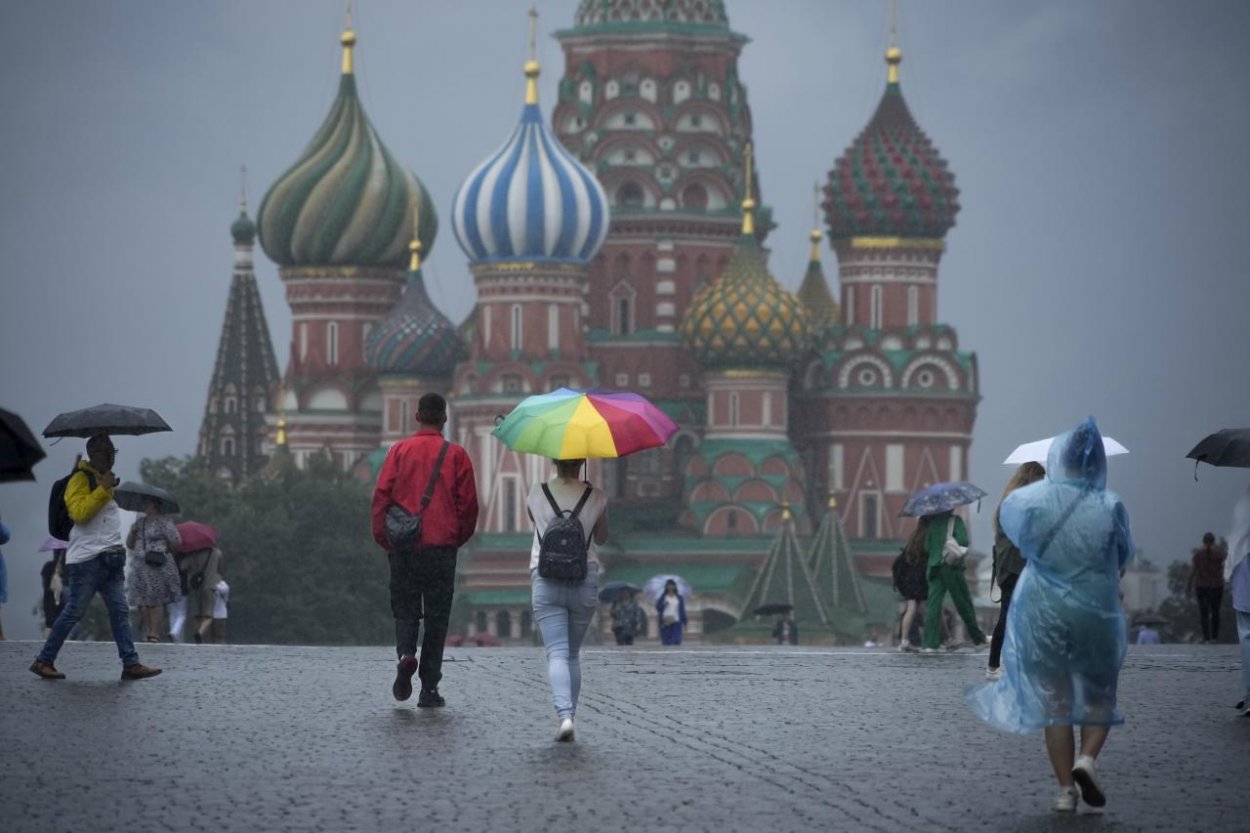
0, 408, 47, 482
492, 387, 678, 460
176, 521, 217, 552
43, 403, 172, 439
1004, 435, 1128, 466
643, 574, 692, 604
38, 536, 68, 553
753, 603, 795, 617
598, 581, 642, 603
114, 482, 180, 515
900, 481, 988, 518
1186, 429, 1250, 470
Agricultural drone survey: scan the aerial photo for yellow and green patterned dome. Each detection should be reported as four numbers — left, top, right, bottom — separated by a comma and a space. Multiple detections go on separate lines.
257, 25, 437, 268
680, 235, 812, 370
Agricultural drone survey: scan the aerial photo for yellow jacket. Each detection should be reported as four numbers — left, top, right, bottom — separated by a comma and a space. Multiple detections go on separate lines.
65, 460, 114, 525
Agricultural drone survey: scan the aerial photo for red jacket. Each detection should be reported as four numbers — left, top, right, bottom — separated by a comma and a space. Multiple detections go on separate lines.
371, 429, 479, 551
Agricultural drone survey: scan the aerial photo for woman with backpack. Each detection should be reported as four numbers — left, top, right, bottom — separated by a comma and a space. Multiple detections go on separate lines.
527, 458, 609, 742
125, 498, 182, 642
987, 462, 1046, 679
891, 527, 929, 651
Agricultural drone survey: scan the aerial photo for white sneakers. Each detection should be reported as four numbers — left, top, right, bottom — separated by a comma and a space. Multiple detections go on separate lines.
985, 666, 1003, 681
1052, 785, 1079, 812
555, 718, 575, 742
898, 640, 914, 652
1072, 755, 1106, 807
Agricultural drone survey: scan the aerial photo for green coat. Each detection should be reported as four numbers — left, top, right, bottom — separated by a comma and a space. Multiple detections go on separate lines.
924, 512, 968, 572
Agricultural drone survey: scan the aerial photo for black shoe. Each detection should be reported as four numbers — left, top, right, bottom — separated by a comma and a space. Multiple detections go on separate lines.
416, 688, 445, 708
392, 656, 418, 702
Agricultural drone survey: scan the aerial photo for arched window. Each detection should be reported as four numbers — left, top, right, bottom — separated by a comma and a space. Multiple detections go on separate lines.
845, 286, 855, 326
496, 610, 512, 639
327, 321, 340, 366
682, 183, 708, 210
907, 286, 919, 327
729, 392, 740, 426
616, 182, 644, 208
610, 282, 636, 335
475, 610, 488, 634
727, 509, 738, 532
870, 286, 883, 329
548, 304, 559, 351
510, 305, 522, 352
221, 436, 235, 456
762, 391, 772, 426
398, 399, 410, 433
520, 610, 533, 637
224, 397, 237, 414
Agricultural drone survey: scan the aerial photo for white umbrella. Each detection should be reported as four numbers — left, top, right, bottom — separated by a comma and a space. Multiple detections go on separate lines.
643, 574, 692, 604
1003, 435, 1128, 465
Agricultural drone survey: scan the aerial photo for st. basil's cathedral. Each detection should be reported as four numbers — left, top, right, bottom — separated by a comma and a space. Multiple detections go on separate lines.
198, 1, 978, 642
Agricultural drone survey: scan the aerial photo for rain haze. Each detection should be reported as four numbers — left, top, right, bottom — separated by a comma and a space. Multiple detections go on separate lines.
1, 0, 1247, 640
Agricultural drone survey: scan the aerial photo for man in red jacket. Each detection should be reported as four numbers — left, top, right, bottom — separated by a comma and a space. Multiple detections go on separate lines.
371, 393, 479, 706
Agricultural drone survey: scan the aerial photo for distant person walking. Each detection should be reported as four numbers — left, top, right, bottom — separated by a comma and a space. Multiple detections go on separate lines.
1135, 625, 1161, 645
773, 614, 799, 645
610, 590, 644, 646
891, 528, 929, 652
30, 435, 161, 680
987, 462, 1047, 678
1188, 532, 1227, 642
657, 579, 687, 645
527, 458, 608, 741
371, 393, 479, 707
919, 510, 986, 653
968, 418, 1135, 813
180, 546, 221, 645
126, 499, 182, 642
211, 578, 229, 644
1227, 488, 1250, 716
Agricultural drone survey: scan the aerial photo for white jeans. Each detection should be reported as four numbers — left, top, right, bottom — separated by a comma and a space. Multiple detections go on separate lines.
532, 564, 599, 719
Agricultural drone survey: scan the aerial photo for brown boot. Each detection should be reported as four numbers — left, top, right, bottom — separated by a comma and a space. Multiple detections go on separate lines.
30, 660, 66, 680
120, 664, 163, 680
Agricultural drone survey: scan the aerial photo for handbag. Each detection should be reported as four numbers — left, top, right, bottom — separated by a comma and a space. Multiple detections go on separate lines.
941, 516, 968, 566
385, 441, 450, 551
139, 519, 166, 567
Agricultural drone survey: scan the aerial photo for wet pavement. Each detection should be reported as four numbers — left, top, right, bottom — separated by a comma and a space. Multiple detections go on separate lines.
0, 641, 1244, 833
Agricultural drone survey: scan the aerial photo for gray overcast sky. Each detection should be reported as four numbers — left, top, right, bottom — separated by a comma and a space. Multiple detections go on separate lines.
2, 1, 1248, 639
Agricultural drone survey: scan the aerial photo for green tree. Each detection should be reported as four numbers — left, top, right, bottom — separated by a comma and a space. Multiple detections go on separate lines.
140, 454, 392, 645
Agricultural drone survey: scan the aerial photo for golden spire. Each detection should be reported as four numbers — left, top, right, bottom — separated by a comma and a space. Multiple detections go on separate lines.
340, 1, 357, 75
408, 197, 423, 272
239, 164, 249, 212
809, 181, 823, 262
886, 0, 901, 85
524, 6, 540, 105
276, 382, 288, 447
827, 492, 838, 509
781, 500, 792, 521
741, 141, 756, 236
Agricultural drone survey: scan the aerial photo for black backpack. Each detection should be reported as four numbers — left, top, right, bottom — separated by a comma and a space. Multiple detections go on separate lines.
48, 467, 95, 540
536, 484, 592, 583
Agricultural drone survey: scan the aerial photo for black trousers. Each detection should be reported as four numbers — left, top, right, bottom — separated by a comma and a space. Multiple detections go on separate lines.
988, 572, 1019, 669
1196, 586, 1223, 641
388, 547, 457, 689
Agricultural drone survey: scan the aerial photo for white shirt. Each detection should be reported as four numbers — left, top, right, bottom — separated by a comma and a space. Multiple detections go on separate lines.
213, 580, 230, 619
527, 477, 608, 572
67, 496, 123, 565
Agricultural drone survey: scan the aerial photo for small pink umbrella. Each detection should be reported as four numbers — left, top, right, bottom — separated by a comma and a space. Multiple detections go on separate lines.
176, 521, 217, 552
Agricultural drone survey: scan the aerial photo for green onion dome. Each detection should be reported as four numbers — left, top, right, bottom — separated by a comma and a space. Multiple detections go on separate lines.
680, 235, 812, 371
823, 47, 959, 240
230, 205, 256, 246
257, 27, 437, 268
365, 242, 466, 378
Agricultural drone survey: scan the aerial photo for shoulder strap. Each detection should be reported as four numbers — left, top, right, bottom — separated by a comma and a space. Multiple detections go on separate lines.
569, 486, 592, 520
945, 516, 956, 539
419, 441, 450, 511
1036, 489, 1090, 559
541, 483, 564, 517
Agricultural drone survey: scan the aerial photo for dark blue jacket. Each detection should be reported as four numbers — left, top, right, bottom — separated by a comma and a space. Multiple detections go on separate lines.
656, 593, 687, 627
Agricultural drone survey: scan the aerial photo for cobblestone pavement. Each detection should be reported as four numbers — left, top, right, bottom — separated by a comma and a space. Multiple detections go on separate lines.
0, 641, 1244, 833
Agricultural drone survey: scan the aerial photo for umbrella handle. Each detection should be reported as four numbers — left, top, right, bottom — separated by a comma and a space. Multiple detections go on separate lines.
1193, 458, 1199, 482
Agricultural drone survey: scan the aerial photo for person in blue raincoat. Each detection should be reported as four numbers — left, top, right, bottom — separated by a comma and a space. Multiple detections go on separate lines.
656, 579, 687, 645
967, 418, 1134, 813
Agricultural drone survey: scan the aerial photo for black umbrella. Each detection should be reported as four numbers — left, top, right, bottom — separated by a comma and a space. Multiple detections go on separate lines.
598, 581, 642, 603
43, 403, 172, 439
753, 603, 795, 617
0, 408, 47, 482
114, 482, 180, 515
1186, 429, 1250, 478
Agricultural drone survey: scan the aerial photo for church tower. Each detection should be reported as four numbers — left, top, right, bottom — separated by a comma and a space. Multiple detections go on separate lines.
553, 0, 767, 504
794, 36, 979, 576
256, 18, 438, 470
197, 192, 281, 483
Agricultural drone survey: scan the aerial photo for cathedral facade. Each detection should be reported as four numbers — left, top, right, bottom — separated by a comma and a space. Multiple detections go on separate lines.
198, 1, 979, 642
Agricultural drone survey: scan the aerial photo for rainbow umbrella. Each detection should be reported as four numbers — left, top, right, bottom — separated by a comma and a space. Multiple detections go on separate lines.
493, 388, 678, 459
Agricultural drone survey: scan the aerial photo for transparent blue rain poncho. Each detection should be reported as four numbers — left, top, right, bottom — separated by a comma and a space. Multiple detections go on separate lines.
967, 417, 1135, 734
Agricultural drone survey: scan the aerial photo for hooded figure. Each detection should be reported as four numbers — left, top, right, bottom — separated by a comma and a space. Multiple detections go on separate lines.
968, 417, 1135, 734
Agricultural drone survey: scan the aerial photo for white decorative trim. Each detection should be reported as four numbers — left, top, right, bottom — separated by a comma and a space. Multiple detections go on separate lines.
837, 355, 894, 389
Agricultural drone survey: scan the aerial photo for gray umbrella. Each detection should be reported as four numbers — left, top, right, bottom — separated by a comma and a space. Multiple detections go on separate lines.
43, 403, 172, 438
1186, 429, 1250, 479
114, 481, 180, 515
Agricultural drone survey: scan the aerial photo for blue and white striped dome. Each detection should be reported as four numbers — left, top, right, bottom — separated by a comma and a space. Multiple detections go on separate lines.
452, 64, 609, 265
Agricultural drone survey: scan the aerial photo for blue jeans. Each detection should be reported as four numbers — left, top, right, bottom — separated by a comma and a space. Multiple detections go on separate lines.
37, 550, 139, 667
532, 564, 598, 719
